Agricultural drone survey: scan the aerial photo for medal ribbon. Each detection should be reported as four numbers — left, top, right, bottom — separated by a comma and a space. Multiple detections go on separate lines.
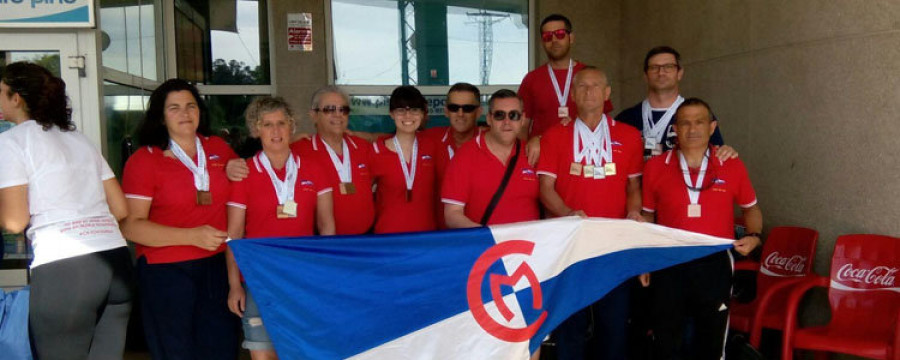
573, 115, 613, 166
547, 59, 574, 107
678, 149, 710, 206
641, 95, 684, 145
258, 152, 299, 205
323, 136, 353, 183
392, 136, 419, 194
169, 136, 209, 191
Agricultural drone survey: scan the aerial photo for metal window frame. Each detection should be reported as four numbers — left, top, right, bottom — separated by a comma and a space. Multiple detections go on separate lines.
163, 0, 275, 96
324, 0, 534, 96
99, 0, 166, 91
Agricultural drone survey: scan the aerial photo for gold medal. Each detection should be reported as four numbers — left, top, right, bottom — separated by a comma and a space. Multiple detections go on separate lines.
558, 106, 569, 118
276, 204, 297, 219
604, 162, 617, 176
582, 165, 594, 178
340, 182, 356, 195
569, 162, 582, 176
687, 204, 702, 218
196, 190, 212, 205
277, 200, 298, 218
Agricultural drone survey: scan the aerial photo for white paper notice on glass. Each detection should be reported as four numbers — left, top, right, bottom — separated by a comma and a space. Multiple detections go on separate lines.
287, 13, 313, 52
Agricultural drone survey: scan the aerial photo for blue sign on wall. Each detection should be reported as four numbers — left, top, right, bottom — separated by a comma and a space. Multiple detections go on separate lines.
0, 0, 94, 28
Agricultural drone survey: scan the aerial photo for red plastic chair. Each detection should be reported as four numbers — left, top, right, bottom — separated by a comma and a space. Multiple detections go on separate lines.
782, 234, 900, 360
730, 226, 819, 347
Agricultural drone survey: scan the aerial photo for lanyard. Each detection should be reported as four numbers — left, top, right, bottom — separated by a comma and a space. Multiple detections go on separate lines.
641, 95, 684, 144
572, 115, 612, 165
678, 149, 710, 205
258, 152, 299, 205
169, 137, 209, 191
392, 136, 418, 193
547, 59, 574, 107
323, 137, 352, 183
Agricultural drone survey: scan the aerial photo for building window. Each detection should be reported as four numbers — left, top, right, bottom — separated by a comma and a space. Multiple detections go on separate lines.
100, 0, 159, 80
331, 0, 529, 86
175, 0, 270, 85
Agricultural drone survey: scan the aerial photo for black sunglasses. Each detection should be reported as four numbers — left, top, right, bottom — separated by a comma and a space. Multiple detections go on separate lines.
491, 110, 523, 121
447, 103, 480, 113
314, 105, 351, 115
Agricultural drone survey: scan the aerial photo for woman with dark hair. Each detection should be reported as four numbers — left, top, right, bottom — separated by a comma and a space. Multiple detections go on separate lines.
0, 62, 134, 359
225, 96, 335, 359
121, 78, 239, 359
370, 85, 439, 233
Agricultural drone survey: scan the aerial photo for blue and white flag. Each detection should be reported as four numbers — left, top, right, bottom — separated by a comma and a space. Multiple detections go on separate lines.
229, 217, 733, 359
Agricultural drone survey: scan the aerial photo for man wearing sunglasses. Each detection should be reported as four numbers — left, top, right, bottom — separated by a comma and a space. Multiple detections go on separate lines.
537, 67, 644, 360
420, 82, 487, 228
519, 14, 613, 166
640, 98, 761, 359
441, 89, 538, 229
615, 46, 734, 161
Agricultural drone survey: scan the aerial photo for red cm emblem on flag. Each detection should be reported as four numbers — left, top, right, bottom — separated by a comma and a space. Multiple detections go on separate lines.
466, 240, 547, 342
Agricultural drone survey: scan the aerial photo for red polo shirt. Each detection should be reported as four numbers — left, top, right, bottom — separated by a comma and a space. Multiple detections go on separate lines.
370, 134, 438, 234
122, 136, 237, 264
441, 134, 540, 226
227, 151, 332, 238
292, 135, 375, 235
519, 61, 615, 137
642, 148, 758, 238
536, 119, 644, 219
421, 126, 486, 229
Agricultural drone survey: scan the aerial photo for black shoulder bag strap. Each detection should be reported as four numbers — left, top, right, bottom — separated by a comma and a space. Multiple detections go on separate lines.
480, 140, 521, 226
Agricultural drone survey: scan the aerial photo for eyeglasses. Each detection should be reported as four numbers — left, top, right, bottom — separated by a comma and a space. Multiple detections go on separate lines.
392, 107, 425, 116
314, 105, 351, 115
491, 110, 523, 121
647, 64, 679, 73
446, 103, 480, 113
541, 29, 570, 42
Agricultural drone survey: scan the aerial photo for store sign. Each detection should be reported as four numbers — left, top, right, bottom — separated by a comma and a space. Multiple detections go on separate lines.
287, 13, 312, 52
0, 0, 94, 28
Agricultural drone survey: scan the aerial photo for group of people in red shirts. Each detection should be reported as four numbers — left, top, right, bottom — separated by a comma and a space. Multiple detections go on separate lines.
3, 12, 764, 360
0, 10, 767, 360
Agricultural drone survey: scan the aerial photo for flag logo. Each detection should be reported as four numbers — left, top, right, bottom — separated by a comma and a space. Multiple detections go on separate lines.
466, 240, 547, 342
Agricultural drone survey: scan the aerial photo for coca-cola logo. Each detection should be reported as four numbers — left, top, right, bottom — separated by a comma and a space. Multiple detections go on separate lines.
763, 252, 807, 274
836, 264, 898, 288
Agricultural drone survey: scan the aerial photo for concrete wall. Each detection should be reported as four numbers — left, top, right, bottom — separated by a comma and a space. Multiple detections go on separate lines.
271, 0, 330, 134
617, 1, 900, 278
533, 0, 623, 106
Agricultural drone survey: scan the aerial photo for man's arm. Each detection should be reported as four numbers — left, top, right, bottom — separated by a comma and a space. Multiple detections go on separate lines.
539, 175, 584, 217
444, 203, 480, 229
346, 130, 388, 143
625, 176, 643, 221
734, 204, 763, 256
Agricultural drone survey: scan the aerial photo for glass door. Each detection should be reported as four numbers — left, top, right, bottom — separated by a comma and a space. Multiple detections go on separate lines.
0, 33, 82, 135
0, 32, 81, 288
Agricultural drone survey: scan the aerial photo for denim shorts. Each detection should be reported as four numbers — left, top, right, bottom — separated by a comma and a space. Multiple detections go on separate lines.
241, 284, 274, 351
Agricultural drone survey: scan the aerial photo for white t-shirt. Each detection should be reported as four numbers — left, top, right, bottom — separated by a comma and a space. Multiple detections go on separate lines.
0, 120, 126, 268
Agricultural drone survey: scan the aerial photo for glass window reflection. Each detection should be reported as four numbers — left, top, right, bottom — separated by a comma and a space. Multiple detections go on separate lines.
331, 0, 528, 86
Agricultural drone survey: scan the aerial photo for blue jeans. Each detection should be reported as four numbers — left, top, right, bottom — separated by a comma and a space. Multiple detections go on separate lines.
241, 283, 275, 351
